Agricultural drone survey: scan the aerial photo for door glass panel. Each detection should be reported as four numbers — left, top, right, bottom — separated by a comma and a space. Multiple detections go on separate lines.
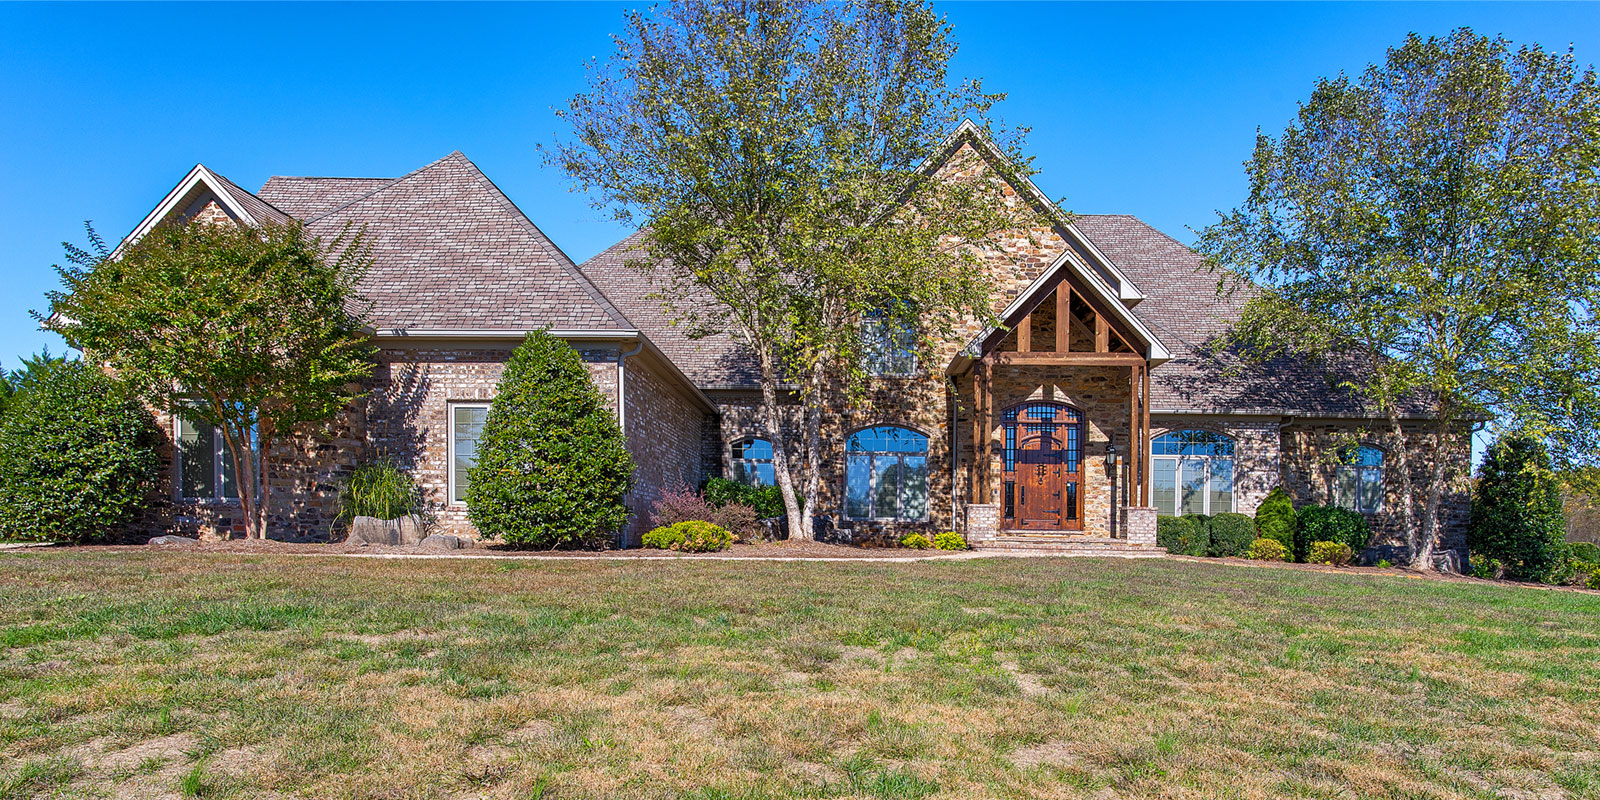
900, 456, 928, 521
1152, 458, 1176, 516
845, 454, 872, 518
1209, 459, 1233, 513
1180, 458, 1207, 515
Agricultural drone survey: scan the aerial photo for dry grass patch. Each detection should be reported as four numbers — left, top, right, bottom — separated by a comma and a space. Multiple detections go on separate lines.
1, 551, 1598, 798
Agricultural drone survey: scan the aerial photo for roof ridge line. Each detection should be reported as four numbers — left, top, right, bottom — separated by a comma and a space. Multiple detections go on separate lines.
302, 150, 463, 224
209, 168, 292, 221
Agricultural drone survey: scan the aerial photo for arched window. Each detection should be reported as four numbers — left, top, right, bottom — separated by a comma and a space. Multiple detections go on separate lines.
845, 426, 928, 521
1151, 430, 1235, 516
730, 437, 775, 486
1335, 445, 1384, 513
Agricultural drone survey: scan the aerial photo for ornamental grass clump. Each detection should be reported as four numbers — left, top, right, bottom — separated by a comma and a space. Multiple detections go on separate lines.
466, 331, 634, 548
338, 459, 418, 522
0, 360, 160, 543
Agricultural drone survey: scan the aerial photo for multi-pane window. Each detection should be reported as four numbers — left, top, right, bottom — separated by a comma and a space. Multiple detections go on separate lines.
861, 310, 918, 376
1151, 430, 1235, 516
844, 426, 928, 521
176, 408, 240, 500
450, 404, 489, 504
730, 437, 776, 486
1335, 445, 1384, 513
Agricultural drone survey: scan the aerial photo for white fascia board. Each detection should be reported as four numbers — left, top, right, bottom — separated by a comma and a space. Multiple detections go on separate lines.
110, 165, 258, 259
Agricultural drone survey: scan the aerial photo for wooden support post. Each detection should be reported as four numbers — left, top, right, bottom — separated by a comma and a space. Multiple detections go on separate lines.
1095, 311, 1110, 353
1016, 311, 1031, 353
982, 359, 994, 502
1129, 365, 1138, 511
971, 369, 983, 503
1056, 286, 1070, 352
1141, 364, 1152, 506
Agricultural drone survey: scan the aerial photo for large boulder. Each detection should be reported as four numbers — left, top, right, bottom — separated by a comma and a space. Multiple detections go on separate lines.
347, 515, 428, 547
147, 535, 198, 546
419, 534, 462, 551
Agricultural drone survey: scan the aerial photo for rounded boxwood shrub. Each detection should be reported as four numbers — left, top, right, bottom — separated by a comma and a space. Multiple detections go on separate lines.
466, 331, 634, 548
1246, 537, 1288, 561
1294, 505, 1370, 563
1207, 512, 1256, 558
642, 521, 731, 552
899, 532, 932, 549
1255, 487, 1296, 553
1157, 516, 1207, 556
1308, 540, 1355, 566
932, 531, 967, 551
0, 360, 160, 543
1469, 433, 1568, 582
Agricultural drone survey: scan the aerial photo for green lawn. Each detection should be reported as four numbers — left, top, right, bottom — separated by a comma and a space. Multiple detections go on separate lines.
1, 552, 1597, 800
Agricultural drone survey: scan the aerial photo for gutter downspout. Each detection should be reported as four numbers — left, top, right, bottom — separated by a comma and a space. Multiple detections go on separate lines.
615, 339, 646, 550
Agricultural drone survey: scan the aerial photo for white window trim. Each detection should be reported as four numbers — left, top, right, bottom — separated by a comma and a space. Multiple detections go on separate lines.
172, 410, 239, 504
447, 402, 491, 507
1149, 455, 1235, 517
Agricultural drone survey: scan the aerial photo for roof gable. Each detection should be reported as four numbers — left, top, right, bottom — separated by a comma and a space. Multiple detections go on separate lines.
293, 152, 634, 332
113, 164, 290, 256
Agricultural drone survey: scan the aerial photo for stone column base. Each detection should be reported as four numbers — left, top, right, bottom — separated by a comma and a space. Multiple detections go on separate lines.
1120, 506, 1157, 547
964, 504, 1000, 543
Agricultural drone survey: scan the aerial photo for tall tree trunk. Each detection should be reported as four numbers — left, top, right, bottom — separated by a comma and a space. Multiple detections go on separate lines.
256, 418, 273, 541
1413, 414, 1456, 572
799, 358, 825, 540
1384, 408, 1427, 570
755, 348, 808, 541
217, 421, 260, 541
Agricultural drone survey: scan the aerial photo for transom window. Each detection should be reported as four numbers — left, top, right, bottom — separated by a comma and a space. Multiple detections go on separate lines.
449, 403, 490, 504
730, 437, 775, 486
1151, 430, 1235, 516
176, 407, 241, 501
861, 310, 918, 376
844, 426, 928, 521
1335, 445, 1384, 514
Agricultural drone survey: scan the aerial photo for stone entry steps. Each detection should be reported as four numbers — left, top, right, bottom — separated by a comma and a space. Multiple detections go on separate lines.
974, 533, 1166, 558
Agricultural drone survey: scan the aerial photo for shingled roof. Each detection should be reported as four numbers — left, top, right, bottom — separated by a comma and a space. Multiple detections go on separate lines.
259, 152, 633, 332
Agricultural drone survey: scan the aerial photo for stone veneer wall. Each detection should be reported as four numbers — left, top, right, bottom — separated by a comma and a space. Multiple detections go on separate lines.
621, 352, 712, 544
1279, 419, 1472, 564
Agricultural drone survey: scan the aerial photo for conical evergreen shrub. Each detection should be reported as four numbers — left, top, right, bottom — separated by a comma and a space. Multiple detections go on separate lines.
465, 331, 634, 548
1469, 433, 1566, 582
1255, 487, 1296, 554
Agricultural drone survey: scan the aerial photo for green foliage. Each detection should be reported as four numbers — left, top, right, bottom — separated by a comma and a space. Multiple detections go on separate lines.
556, 1, 1033, 535
932, 531, 967, 551
1198, 29, 1600, 565
0, 360, 159, 543
1470, 433, 1569, 582
642, 521, 732, 553
1295, 506, 1371, 563
1470, 556, 1505, 580
44, 221, 374, 539
1246, 538, 1288, 561
1376, 559, 1394, 569
899, 533, 932, 550
1570, 541, 1600, 564
1157, 516, 1208, 557
338, 460, 418, 522
702, 477, 784, 519
1308, 541, 1355, 566
1207, 513, 1256, 558
467, 332, 634, 549
1255, 487, 1297, 553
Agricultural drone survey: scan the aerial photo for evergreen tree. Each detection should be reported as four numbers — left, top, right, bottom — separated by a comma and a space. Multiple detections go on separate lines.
1255, 487, 1297, 554
1469, 433, 1568, 582
466, 331, 634, 548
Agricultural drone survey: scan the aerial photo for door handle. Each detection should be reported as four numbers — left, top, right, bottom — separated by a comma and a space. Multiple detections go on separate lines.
1020, 485, 1025, 505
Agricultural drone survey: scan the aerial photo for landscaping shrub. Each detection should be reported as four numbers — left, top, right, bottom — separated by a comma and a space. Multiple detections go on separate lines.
1246, 537, 1288, 561
649, 486, 762, 542
702, 476, 784, 519
1470, 555, 1505, 580
642, 520, 732, 552
1207, 513, 1256, 558
932, 531, 967, 551
1308, 540, 1354, 566
1295, 505, 1370, 563
1157, 516, 1207, 556
1570, 541, 1600, 564
1255, 487, 1296, 553
466, 331, 633, 548
338, 459, 418, 522
0, 360, 160, 543
1470, 433, 1568, 582
711, 502, 762, 543
899, 533, 932, 549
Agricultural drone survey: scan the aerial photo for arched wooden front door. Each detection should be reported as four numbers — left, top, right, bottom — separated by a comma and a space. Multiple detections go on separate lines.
1001, 403, 1085, 531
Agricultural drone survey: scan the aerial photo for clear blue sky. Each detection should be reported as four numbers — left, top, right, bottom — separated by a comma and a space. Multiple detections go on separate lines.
2, 1, 1595, 371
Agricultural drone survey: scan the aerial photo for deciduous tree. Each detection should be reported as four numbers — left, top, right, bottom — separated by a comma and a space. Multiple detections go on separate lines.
1200, 29, 1600, 569
43, 221, 375, 540
555, 0, 1031, 538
